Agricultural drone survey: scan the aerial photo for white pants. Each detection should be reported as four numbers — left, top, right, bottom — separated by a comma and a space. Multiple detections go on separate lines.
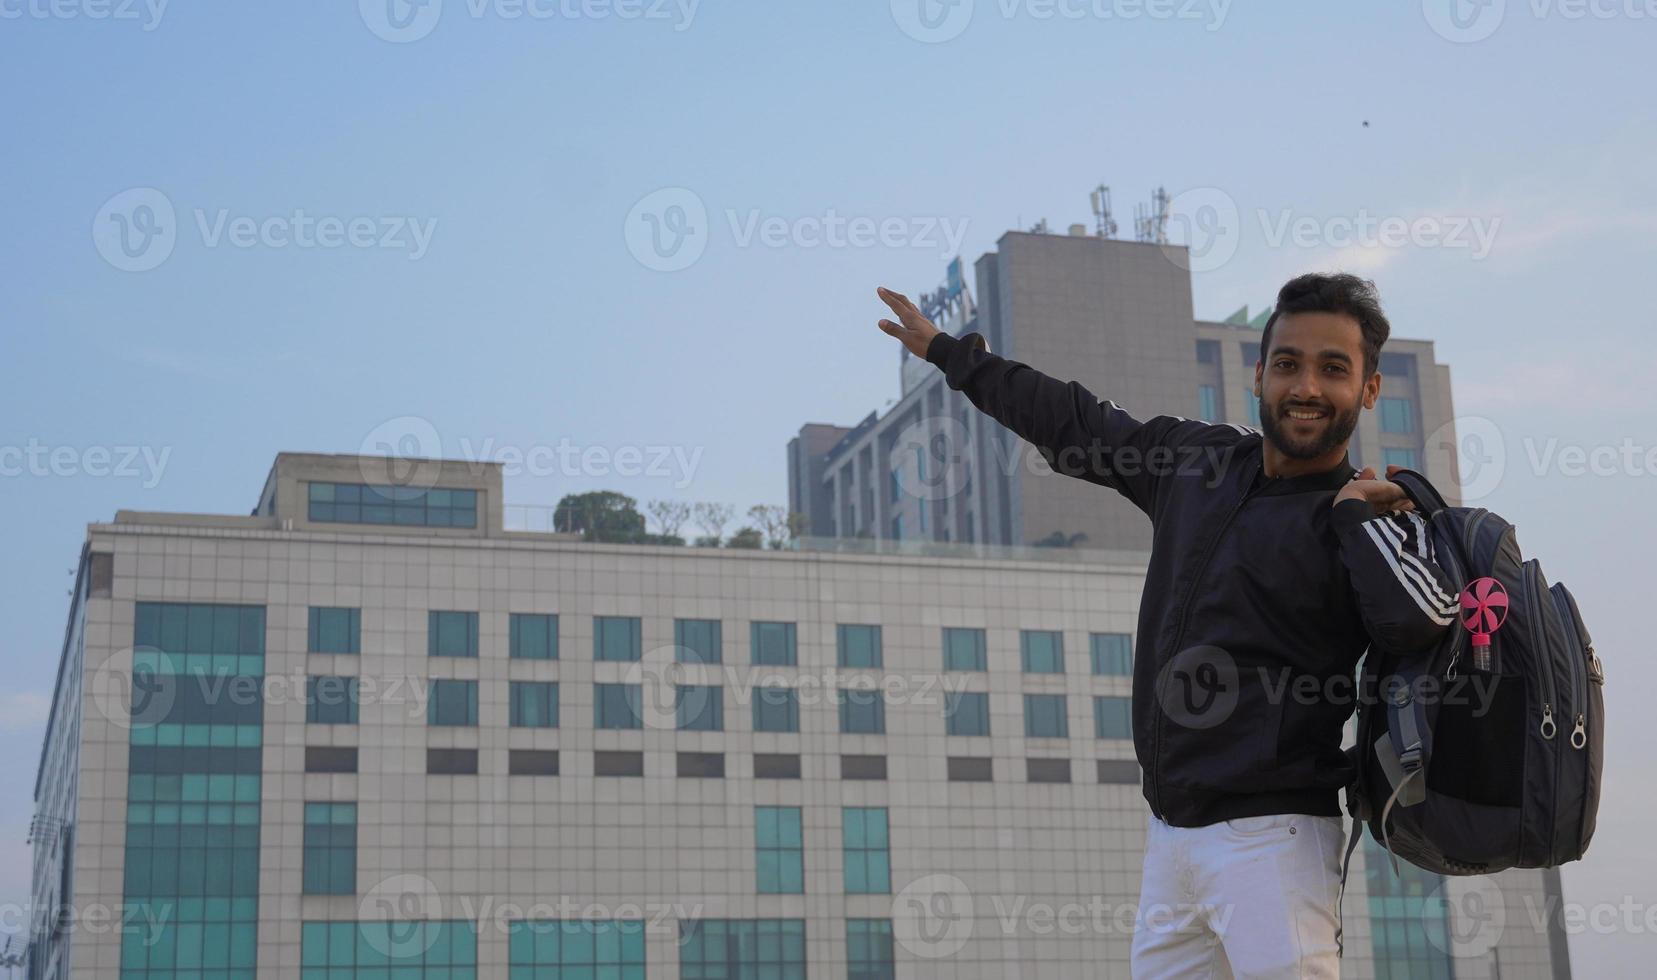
1131, 812, 1345, 979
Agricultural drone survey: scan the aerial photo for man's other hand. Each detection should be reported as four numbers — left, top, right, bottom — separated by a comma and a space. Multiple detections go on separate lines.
1333, 465, 1416, 516
876, 286, 941, 359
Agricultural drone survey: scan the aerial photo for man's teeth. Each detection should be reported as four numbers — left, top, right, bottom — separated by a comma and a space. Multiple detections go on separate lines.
1287, 409, 1326, 420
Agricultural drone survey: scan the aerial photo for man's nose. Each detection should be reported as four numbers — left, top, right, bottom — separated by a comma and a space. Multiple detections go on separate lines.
1290, 370, 1323, 402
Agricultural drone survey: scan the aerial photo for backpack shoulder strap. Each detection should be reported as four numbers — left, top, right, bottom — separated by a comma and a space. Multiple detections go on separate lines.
1387, 467, 1449, 517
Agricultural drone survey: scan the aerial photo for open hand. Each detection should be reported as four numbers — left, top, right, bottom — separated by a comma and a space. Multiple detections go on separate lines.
876, 286, 941, 359
1333, 465, 1416, 515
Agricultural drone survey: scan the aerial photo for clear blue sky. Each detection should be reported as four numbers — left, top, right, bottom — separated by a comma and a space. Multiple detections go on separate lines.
3, 2, 1653, 973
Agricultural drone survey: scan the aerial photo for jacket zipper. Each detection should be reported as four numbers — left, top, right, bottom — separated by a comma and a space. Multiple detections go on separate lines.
1151, 457, 1265, 819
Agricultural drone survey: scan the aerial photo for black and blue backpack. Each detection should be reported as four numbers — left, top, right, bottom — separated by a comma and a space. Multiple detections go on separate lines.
1345, 467, 1605, 877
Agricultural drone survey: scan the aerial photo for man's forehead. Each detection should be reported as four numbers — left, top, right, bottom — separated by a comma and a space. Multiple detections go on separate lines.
1269, 311, 1364, 358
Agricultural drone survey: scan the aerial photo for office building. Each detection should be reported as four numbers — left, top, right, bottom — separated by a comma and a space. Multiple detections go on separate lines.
27, 452, 1567, 978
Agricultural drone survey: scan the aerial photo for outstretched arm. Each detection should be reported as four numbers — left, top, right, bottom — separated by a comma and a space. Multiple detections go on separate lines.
876, 285, 1193, 515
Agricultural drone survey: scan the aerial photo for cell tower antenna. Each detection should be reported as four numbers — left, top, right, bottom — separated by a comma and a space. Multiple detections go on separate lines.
1090, 184, 1118, 239
1134, 186, 1171, 244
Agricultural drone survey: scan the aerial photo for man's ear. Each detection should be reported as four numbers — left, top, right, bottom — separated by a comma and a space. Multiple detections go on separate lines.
1361, 371, 1381, 410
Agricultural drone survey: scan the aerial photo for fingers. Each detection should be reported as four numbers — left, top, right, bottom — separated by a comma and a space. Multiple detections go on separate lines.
877, 319, 902, 336
876, 286, 918, 319
1357, 466, 1376, 480
1385, 464, 1403, 478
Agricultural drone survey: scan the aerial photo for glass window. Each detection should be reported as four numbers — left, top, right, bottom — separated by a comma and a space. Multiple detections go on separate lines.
305, 676, 358, 725
847, 919, 896, 980
300, 920, 478, 976
428, 610, 478, 658
1020, 630, 1064, 673
594, 616, 642, 662
1090, 632, 1132, 675
1094, 696, 1132, 739
752, 686, 799, 733
302, 802, 356, 895
674, 618, 722, 664
509, 681, 559, 728
1245, 387, 1263, 427
1196, 338, 1220, 364
1198, 384, 1220, 422
509, 750, 559, 776
838, 688, 886, 734
427, 680, 478, 726
126, 606, 264, 980
308, 607, 360, 654
678, 920, 806, 977
510, 613, 558, 660
1364, 838, 1456, 980
942, 627, 987, 671
507, 919, 645, 979
751, 621, 797, 666
1384, 447, 1419, 470
755, 806, 805, 894
1024, 693, 1069, 738
837, 623, 882, 668
428, 748, 479, 774
944, 691, 990, 736
1379, 352, 1416, 377
595, 683, 642, 730
842, 808, 890, 895
307, 481, 478, 529
1379, 397, 1416, 434
676, 685, 723, 732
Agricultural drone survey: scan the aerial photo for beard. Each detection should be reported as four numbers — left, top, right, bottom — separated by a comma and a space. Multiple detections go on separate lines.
1259, 397, 1360, 461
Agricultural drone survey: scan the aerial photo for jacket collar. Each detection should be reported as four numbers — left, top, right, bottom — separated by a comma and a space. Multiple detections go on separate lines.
1246, 436, 1357, 496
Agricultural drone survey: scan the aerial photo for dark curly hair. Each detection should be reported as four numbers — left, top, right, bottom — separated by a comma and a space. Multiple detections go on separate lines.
1262, 273, 1391, 378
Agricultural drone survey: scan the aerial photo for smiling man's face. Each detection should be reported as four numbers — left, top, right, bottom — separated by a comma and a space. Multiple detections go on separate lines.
1255, 310, 1382, 462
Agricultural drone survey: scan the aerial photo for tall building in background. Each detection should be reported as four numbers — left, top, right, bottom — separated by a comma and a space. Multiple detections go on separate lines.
788, 229, 1458, 551
28, 453, 1567, 979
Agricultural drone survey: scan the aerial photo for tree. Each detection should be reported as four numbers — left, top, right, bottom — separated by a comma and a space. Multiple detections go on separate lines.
726, 526, 764, 549
553, 491, 647, 543
1031, 530, 1089, 548
647, 499, 692, 540
747, 504, 797, 550
692, 502, 734, 545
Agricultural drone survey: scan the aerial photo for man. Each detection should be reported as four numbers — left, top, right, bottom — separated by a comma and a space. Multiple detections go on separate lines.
876, 273, 1459, 978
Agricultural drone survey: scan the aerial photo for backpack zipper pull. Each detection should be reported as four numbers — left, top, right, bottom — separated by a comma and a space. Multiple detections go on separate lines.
1570, 714, 1586, 750
1539, 702, 1556, 740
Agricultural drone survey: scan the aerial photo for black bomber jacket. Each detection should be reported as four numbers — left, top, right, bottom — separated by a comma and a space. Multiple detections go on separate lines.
926, 330, 1460, 827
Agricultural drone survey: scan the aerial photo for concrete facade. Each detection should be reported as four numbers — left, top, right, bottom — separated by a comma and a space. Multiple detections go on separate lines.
26, 454, 1567, 978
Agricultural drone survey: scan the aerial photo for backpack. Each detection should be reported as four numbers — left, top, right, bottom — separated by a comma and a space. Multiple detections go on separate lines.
1344, 467, 1605, 878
